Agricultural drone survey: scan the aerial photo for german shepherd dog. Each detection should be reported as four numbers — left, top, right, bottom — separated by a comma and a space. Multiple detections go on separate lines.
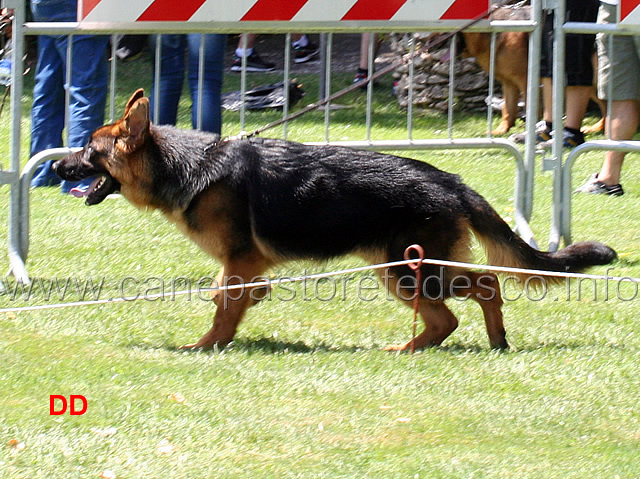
460, 31, 606, 136
458, 3, 606, 136
460, 31, 529, 136
53, 90, 616, 350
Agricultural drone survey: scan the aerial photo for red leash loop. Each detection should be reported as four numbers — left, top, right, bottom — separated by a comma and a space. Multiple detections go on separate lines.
403, 244, 425, 354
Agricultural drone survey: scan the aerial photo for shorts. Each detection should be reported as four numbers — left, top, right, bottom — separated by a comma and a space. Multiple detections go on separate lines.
597, 1, 640, 101
540, 0, 599, 86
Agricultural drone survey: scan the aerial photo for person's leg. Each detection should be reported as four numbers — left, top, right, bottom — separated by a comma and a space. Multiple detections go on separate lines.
235, 33, 257, 57
30, 34, 65, 187
150, 34, 186, 126
540, 1, 597, 145
186, 33, 226, 134
541, 77, 553, 125
562, 0, 598, 140
564, 86, 592, 132
539, 80, 591, 147
354, 33, 377, 85
62, 33, 109, 192
586, 1, 640, 190
291, 34, 318, 64
598, 99, 639, 185
230, 34, 274, 72
65, 34, 109, 146
560, 84, 591, 147
28, 0, 71, 187
30, 35, 65, 155
359, 33, 375, 71
535, 12, 554, 139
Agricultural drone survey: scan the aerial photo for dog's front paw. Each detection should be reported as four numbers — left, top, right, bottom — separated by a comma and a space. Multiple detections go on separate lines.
179, 339, 231, 350
179, 341, 208, 350
383, 343, 412, 352
179, 327, 234, 350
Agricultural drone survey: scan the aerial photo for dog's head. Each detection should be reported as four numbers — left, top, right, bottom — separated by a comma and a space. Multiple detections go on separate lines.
53, 89, 151, 206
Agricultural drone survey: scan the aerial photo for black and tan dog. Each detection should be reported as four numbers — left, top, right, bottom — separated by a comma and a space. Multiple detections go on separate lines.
53, 89, 616, 350
460, 31, 529, 136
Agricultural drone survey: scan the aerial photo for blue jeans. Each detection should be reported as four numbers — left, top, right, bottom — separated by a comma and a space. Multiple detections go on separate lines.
150, 34, 226, 134
29, 0, 109, 191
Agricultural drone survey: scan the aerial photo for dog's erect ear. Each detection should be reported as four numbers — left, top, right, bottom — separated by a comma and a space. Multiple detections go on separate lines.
123, 89, 145, 118
120, 95, 150, 149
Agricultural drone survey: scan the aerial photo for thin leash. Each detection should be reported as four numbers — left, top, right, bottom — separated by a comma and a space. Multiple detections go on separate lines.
404, 244, 425, 354
241, 0, 521, 140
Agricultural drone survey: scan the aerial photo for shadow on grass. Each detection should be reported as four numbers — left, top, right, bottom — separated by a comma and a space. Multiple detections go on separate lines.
616, 257, 640, 268
515, 340, 632, 353
132, 335, 631, 355
437, 342, 493, 354
157, 337, 358, 355
237, 337, 354, 354
159, 337, 497, 355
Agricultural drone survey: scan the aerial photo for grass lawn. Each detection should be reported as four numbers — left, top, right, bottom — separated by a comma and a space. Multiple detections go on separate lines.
1, 56, 639, 478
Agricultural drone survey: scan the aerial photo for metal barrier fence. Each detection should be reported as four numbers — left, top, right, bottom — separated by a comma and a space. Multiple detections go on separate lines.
2, 0, 25, 290
3, 0, 547, 284
553, 9, 640, 248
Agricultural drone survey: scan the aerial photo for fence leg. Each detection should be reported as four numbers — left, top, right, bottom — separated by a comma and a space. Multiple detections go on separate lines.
523, 0, 543, 223
8, 149, 77, 284
6, 0, 27, 284
8, 187, 30, 284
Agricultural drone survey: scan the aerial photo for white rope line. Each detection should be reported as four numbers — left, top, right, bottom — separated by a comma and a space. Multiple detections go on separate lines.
420, 258, 636, 282
0, 258, 416, 314
1, 257, 638, 314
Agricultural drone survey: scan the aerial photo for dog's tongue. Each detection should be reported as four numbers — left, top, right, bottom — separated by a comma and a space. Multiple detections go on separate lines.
69, 177, 102, 198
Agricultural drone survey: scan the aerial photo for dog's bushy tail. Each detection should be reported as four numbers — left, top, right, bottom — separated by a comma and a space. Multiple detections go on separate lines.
464, 189, 616, 283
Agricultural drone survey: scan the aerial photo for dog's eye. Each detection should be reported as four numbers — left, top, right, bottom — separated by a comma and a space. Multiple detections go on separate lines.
87, 145, 106, 157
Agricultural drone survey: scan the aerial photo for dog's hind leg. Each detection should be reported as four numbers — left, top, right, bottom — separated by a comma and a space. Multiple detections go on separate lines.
384, 299, 459, 351
378, 266, 459, 351
181, 253, 272, 350
379, 266, 506, 350
451, 271, 508, 349
474, 273, 507, 349
492, 81, 520, 135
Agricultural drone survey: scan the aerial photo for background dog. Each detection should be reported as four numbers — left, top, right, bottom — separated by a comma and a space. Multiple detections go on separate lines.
53, 89, 616, 351
461, 30, 529, 135
460, 5, 605, 136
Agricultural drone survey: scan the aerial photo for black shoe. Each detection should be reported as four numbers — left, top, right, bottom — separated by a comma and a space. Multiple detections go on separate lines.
115, 35, 146, 62
353, 69, 369, 91
561, 129, 585, 148
230, 51, 276, 72
539, 128, 585, 149
294, 42, 319, 63
574, 173, 624, 196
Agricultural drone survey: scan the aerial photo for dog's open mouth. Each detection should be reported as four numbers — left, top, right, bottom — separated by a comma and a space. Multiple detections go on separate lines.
72, 175, 120, 205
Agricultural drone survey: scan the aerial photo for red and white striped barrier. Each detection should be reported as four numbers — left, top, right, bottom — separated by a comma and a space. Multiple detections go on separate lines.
621, 0, 640, 25
79, 0, 490, 23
